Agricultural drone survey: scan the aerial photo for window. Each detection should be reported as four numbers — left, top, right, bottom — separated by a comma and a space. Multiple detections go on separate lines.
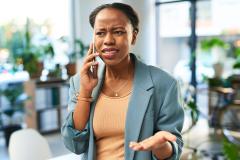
156, 0, 240, 83
158, 0, 240, 37
0, 0, 72, 72
0, 0, 71, 39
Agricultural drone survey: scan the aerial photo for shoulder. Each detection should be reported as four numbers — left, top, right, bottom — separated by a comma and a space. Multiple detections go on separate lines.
134, 55, 177, 91
147, 65, 177, 88
69, 73, 80, 91
71, 73, 80, 82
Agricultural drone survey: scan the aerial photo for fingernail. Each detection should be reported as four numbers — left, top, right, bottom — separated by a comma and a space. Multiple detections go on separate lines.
129, 142, 134, 147
92, 61, 98, 65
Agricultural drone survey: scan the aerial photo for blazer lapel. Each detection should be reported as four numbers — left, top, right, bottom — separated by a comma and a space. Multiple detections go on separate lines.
125, 55, 154, 160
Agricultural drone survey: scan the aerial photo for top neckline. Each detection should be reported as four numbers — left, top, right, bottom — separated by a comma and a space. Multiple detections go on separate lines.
100, 90, 132, 99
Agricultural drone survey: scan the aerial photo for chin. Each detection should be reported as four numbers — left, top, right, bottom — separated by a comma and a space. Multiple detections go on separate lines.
103, 60, 119, 66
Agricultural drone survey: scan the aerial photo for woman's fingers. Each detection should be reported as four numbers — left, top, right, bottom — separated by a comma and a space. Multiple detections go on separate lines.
129, 131, 177, 151
163, 133, 176, 142
91, 61, 99, 78
83, 52, 99, 64
139, 136, 156, 150
86, 43, 94, 56
129, 141, 143, 151
78, 43, 99, 91
130, 138, 160, 151
82, 42, 99, 64
155, 131, 176, 142
80, 61, 98, 75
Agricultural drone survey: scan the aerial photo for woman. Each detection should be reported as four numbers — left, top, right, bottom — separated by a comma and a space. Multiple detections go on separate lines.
61, 3, 184, 160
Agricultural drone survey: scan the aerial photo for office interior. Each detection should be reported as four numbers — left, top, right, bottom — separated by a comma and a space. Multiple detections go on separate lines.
0, 0, 240, 159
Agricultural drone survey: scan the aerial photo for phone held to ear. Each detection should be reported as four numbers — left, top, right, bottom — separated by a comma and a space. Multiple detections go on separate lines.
91, 37, 98, 79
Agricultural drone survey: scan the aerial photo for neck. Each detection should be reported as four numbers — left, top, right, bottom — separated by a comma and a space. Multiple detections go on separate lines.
105, 55, 133, 80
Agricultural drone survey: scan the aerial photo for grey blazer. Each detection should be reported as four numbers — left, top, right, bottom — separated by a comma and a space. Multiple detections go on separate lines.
61, 54, 184, 160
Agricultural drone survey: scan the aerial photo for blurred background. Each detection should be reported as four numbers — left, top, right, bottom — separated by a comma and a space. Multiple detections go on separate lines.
0, 0, 240, 160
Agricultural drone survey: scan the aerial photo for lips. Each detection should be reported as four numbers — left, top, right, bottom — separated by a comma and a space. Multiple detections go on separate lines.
102, 48, 119, 53
101, 48, 119, 59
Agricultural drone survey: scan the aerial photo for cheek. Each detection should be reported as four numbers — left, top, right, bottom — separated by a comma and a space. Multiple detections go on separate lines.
125, 37, 132, 49
119, 39, 130, 52
120, 43, 130, 55
121, 35, 132, 47
95, 40, 103, 52
126, 41, 131, 50
128, 34, 134, 45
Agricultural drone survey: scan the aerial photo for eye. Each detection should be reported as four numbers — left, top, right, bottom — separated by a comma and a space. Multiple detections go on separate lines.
114, 31, 125, 36
96, 32, 105, 37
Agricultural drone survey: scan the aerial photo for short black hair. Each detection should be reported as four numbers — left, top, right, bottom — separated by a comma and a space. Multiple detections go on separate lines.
89, 3, 139, 32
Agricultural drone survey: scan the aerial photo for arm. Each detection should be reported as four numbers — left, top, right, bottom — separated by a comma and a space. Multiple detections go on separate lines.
129, 80, 184, 159
61, 44, 99, 154
61, 77, 91, 154
153, 80, 184, 160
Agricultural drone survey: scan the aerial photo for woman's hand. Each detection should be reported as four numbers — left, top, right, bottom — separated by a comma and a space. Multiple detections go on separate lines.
129, 131, 176, 151
79, 43, 99, 96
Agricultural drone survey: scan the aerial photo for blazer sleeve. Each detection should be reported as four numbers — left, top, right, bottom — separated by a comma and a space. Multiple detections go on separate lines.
154, 80, 184, 160
61, 76, 90, 154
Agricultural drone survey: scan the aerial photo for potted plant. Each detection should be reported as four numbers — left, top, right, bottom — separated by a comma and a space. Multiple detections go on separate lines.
232, 46, 240, 73
222, 138, 240, 160
17, 19, 42, 78
0, 84, 29, 147
60, 37, 89, 76
74, 39, 89, 74
200, 38, 229, 78
181, 83, 199, 134
1, 19, 43, 79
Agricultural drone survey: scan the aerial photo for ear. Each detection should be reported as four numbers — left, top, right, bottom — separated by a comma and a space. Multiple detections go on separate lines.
131, 30, 138, 45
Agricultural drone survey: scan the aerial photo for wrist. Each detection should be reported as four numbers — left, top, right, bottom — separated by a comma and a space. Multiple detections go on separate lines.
77, 96, 93, 102
152, 141, 173, 159
79, 88, 92, 98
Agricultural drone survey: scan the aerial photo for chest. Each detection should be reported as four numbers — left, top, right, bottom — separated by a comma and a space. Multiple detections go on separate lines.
93, 93, 130, 139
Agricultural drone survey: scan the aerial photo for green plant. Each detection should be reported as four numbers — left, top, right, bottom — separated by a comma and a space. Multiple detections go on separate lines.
181, 83, 200, 134
75, 39, 89, 59
18, 19, 40, 76
0, 19, 44, 77
233, 58, 240, 69
58, 37, 88, 62
186, 100, 199, 125
233, 47, 240, 69
200, 38, 229, 51
200, 38, 229, 78
208, 77, 231, 88
0, 85, 29, 127
222, 138, 240, 160
234, 47, 240, 57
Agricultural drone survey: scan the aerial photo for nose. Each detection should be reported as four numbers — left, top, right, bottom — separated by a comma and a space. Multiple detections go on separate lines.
103, 33, 115, 45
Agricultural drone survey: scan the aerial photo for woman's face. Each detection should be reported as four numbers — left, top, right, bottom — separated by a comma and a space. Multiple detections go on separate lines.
94, 8, 137, 66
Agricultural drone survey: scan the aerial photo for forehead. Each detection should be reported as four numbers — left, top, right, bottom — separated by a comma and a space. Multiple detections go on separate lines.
94, 8, 131, 28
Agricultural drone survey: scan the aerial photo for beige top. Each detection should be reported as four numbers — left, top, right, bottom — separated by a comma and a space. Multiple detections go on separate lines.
93, 92, 131, 160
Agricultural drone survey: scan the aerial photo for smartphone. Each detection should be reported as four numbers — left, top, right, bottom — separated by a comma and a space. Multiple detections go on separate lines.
91, 34, 97, 79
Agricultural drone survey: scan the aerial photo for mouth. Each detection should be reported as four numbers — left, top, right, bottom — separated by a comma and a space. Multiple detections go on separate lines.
101, 48, 119, 55
101, 48, 119, 59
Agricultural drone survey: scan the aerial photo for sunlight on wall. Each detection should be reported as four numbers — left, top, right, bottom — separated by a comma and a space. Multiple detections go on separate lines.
0, 0, 70, 38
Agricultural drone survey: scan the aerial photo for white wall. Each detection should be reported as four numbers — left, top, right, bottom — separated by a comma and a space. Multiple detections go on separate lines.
158, 37, 190, 73
72, 0, 157, 65
122, 0, 156, 65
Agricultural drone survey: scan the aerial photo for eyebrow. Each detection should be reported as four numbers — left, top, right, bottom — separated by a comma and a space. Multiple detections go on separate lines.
95, 26, 126, 31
